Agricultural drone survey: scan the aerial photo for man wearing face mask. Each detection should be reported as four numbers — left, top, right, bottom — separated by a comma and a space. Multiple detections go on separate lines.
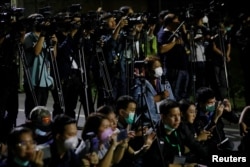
47, 114, 83, 167
194, 87, 239, 155
115, 95, 156, 167
143, 99, 209, 166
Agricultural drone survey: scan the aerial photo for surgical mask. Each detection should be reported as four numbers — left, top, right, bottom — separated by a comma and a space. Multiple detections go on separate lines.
154, 67, 163, 78
164, 124, 175, 132
206, 104, 215, 113
100, 127, 113, 143
35, 128, 47, 136
14, 157, 30, 166
125, 112, 135, 125
64, 136, 78, 150
226, 27, 231, 32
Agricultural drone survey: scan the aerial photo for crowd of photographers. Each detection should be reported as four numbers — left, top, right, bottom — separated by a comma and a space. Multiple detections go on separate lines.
1, 3, 250, 167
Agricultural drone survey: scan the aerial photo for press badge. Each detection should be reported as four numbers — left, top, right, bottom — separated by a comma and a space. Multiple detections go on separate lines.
173, 155, 186, 164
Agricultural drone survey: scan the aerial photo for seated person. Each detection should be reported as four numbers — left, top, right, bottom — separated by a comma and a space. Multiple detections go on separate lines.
143, 99, 209, 167
194, 87, 239, 154
179, 99, 211, 142
48, 114, 83, 167
238, 106, 250, 155
2, 127, 44, 167
81, 112, 122, 167
131, 55, 175, 126
20, 106, 53, 145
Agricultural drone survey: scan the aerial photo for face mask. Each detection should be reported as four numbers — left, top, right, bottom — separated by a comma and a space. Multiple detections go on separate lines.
125, 112, 135, 125
14, 157, 30, 166
164, 124, 175, 132
64, 136, 78, 150
226, 27, 231, 32
100, 127, 113, 143
35, 128, 47, 136
206, 104, 215, 113
154, 67, 163, 78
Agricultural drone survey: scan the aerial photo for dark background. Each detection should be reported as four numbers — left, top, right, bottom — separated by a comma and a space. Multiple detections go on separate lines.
1, 0, 247, 110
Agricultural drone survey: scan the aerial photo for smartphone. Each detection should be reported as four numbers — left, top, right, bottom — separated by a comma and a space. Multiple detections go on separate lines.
36, 144, 51, 159
218, 138, 229, 146
117, 129, 128, 142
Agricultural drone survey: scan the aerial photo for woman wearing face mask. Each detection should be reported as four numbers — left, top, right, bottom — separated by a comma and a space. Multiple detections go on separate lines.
81, 113, 128, 167
194, 87, 239, 155
131, 55, 175, 125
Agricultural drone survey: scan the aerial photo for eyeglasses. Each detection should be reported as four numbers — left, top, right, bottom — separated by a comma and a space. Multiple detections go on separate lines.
17, 140, 37, 148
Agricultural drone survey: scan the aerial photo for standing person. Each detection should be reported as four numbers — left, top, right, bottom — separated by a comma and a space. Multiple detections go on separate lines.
97, 12, 128, 105
56, 14, 83, 119
0, 20, 25, 143
210, 22, 231, 100
23, 13, 57, 120
157, 13, 190, 101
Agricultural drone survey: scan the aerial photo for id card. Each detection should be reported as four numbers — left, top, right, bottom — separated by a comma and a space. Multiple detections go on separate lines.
173, 155, 186, 164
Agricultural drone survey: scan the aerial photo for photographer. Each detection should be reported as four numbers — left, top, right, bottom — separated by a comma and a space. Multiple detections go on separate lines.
23, 13, 57, 120
117, 11, 147, 96
56, 14, 83, 119
0, 20, 26, 163
157, 13, 190, 101
97, 12, 128, 105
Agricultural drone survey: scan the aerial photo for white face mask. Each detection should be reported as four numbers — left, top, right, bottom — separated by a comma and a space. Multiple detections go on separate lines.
154, 67, 163, 78
64, 136, 78, 150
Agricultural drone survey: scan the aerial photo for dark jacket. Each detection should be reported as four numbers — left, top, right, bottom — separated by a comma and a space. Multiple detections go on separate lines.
143, 121, 209, 167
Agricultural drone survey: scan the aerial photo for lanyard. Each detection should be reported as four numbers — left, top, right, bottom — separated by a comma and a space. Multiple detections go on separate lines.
165, 131, 181, 156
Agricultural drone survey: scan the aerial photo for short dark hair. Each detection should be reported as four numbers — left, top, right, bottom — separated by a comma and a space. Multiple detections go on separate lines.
52, 114, 76, 137
116, 95, 137, 114
97, 105, 115, 116
119, 6, 132, 16
159, 99, 179, 115
178, 99, 195, 114
81, 113, 108, 140
163, 13, 178, 27
196, 87, 215, 104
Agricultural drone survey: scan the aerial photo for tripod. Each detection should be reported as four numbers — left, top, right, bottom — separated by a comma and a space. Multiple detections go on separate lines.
132, 77, 166, 167
188, 28, 197, 101
47, 39, 65, 113
94, 45, 114, 105
76, 38, 92, 126
18, 42, 38, 106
